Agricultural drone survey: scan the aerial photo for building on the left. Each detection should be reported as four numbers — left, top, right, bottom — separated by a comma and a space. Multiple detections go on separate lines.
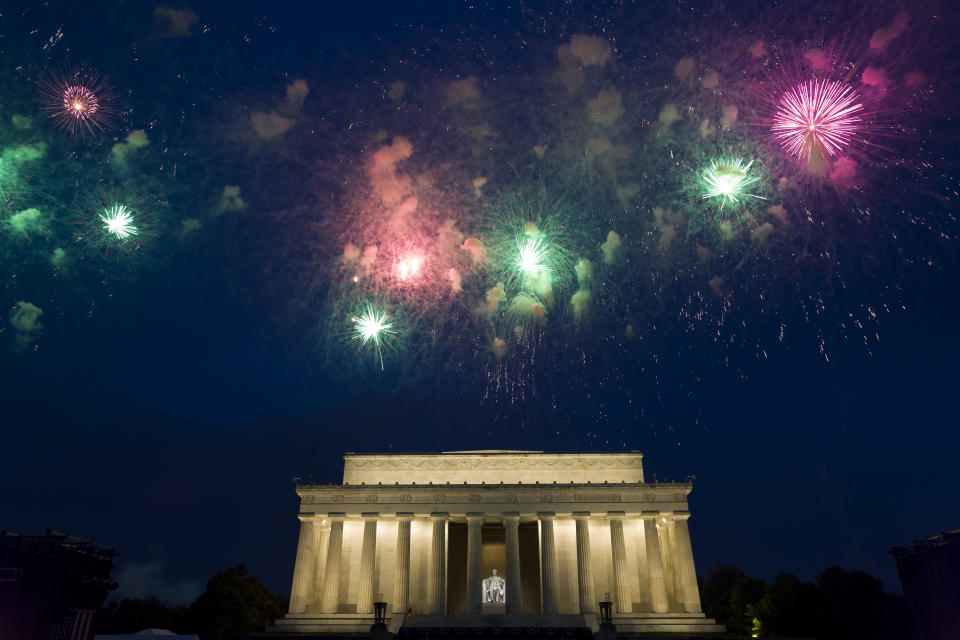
0, 529, 117, 640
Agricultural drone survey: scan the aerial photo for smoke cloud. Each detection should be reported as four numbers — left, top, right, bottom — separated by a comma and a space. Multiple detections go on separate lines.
10, 301, 43, 348
601, 230, 621, 264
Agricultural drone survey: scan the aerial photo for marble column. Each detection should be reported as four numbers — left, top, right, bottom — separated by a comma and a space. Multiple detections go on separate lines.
393, 513, 413, 615
503, 513, 523, 614
573, 513, 596, 614
642, 511, 669, 614
660, 519, 679, 607
321, 514, 345, 614
308, 519, 331, 611
466, 513, 484, 613
356, 513, 379, 614
289, 512, 316, 613
671, 512, 703, 613
428, 512, 448, 614
608, 512, 633, 614
634, 518, 651, 610
538, 512, 559, 615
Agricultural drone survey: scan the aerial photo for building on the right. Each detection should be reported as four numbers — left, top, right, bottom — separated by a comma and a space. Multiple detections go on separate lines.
890, 528, 960, 640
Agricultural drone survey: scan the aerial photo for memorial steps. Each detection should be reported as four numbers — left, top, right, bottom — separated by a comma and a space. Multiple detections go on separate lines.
269, 611, 725, 635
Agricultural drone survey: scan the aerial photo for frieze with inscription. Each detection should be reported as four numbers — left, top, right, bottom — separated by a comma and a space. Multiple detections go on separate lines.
296, 483, 693, 511
575, 493, 621, 502
346, 455, 643, 471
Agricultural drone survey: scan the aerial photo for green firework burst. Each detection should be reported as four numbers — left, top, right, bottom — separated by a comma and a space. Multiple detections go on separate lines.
486, 193, 579, 299
698, 157, 766, 213
99, 203, 139, 239
516, 234, 551, 277
351, 303, 396, 370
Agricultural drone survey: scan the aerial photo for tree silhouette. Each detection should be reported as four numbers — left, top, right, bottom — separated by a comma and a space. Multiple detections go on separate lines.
814, 565, 910, 640
701, 565, 757, 633
700, 564, 911, 639
185, 564, 287, 635
94, 595, 187, 634
759, 572, 818, 637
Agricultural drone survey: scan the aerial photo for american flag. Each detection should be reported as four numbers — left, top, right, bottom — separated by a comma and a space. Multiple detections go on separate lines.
49, 608, 96, 640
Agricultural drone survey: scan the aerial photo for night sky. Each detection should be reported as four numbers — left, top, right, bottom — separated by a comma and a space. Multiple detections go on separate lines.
2, 0, 959, 607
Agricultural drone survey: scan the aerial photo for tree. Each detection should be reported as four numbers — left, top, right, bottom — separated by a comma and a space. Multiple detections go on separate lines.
700, 564, 747, 630
700, 565, 765, 634
758, 572, 818, 638
93, 595, 187, 634
815, 565, 911, 640
700, 563, 911, 639
185, 564, 287, 635
728, 575, 766, 635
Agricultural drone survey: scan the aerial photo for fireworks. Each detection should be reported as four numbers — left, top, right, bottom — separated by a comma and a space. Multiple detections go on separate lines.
699, 157, 766, 213
12, 8, 934, 425
99, 204, 138, 240
351, 305, 396, 369
484, 195, 579, 318
38, 71, 113, 135
0, 161, 21, 205
77, 191, 153, 258
516, 235, 550, 277
772, 80, 863, 160
397, 255, 423, 281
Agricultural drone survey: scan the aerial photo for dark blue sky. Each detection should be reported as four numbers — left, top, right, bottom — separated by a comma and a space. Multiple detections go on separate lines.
2, 0, 959, 605
5, 256, 958, 601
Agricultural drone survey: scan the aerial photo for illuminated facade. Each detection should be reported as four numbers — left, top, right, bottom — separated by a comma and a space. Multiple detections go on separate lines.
269, 451, 723, 635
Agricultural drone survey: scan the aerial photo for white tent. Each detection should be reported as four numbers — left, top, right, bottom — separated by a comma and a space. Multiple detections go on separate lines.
95, 629, 199, 640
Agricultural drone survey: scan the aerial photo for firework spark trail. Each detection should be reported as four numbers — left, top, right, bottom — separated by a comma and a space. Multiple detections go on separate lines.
516, 235, 550, 277
63, 86, 99, 119
99, 204, 138, 239
352, 305, 395, 370
397, 255, 422, 281
699, 158, 766, 212
38, 71, 114, 136
772, 80, 863, 160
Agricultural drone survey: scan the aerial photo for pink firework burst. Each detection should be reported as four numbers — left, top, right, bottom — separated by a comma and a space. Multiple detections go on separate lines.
772, 80, 863, 160
38, 70, 114, 135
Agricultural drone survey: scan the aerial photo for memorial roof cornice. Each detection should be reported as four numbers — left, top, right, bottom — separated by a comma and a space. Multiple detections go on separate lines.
342, 450, 644, 456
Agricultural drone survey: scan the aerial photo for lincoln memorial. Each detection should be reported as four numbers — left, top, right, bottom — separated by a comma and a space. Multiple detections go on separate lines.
269, 451, 723, 635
